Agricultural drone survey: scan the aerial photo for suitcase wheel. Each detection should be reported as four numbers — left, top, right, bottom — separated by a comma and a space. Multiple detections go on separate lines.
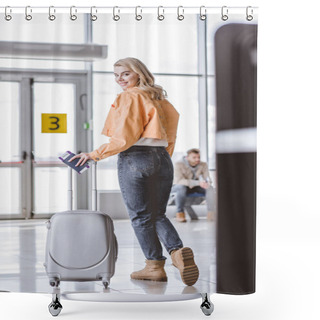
48, 296, 63, 317
200, 293, 214, 316
103, 281, 109, 289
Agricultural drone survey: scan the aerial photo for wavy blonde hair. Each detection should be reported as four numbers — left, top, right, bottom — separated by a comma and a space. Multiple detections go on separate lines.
114, 57, 167, 100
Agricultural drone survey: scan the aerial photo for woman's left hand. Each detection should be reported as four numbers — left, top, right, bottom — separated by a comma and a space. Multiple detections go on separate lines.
68, 152, 93, 167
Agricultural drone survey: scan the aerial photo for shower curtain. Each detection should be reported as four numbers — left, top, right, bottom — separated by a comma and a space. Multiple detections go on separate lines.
0, 5, 257, 310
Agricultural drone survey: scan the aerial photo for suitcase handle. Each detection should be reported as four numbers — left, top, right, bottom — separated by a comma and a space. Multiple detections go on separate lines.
68, 161, 97, 211
92, 161, 97, 211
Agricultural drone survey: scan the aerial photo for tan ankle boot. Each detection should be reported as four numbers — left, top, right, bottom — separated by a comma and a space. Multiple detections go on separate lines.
176, 212, 187, 222
171, 247, 199, 286
130, 260, 167, 282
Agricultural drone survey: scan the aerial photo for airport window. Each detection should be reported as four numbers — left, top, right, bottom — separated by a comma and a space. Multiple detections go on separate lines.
92, 15, 203, 190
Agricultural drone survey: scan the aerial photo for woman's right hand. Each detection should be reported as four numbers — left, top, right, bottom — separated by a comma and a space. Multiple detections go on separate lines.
68, 152, 93, 167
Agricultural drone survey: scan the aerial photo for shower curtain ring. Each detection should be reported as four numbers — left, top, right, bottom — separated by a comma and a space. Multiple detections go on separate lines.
157, 6, 165, 21
135, 6, 142, 21
200, 6, 207, 21
246, 6, 254, 21
25, 6, 32, 21
49, 6, 56, 21
91, 6, 98, 21
113, 6, 120, 21
221, 6, 229, 21
70, 6, 77, 21
5, 6, 12, 21
177, 6, 184, 21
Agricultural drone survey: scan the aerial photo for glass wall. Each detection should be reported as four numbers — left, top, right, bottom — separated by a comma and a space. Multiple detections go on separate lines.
0, 81, 20, 162
0, 81, 21, 215
92, 14, 198, 74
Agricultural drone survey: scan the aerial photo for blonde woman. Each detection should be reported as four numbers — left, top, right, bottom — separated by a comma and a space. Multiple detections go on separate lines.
69, 57, 199, 286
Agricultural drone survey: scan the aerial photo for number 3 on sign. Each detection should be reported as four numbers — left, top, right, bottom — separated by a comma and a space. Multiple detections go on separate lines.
41, 113, 67, 133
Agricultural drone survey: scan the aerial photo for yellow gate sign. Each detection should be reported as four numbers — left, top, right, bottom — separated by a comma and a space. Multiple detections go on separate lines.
41, 113, 67, 133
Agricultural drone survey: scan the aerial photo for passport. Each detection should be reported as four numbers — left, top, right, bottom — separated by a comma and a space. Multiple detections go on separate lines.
58, 151, 90, 174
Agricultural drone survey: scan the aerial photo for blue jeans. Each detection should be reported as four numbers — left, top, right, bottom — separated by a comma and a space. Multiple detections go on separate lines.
117, 146, 183, 260
171, 184, 215, 213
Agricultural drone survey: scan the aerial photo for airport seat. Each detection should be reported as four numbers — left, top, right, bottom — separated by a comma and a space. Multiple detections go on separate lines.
167, 192, 206, 220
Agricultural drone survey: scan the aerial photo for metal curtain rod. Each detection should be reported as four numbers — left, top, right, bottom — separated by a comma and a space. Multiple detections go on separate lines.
0, 6, 259, 13
0, 6, 258, 21
0, 6, 259, 8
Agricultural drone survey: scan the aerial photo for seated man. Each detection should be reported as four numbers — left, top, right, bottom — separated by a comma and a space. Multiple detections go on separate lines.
171, 148, 215, 222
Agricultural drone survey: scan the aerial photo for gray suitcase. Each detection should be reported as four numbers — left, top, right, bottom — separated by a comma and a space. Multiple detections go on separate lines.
44, 162, 118, 316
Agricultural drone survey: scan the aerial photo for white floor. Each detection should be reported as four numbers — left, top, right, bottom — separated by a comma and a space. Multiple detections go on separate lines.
0, 206, 216, 301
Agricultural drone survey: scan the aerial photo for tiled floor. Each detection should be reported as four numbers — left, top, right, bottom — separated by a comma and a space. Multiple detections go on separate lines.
0, 207, 216, 301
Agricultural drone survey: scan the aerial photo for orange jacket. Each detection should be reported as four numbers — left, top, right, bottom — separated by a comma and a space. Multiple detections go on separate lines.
89, 87, 179, 161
